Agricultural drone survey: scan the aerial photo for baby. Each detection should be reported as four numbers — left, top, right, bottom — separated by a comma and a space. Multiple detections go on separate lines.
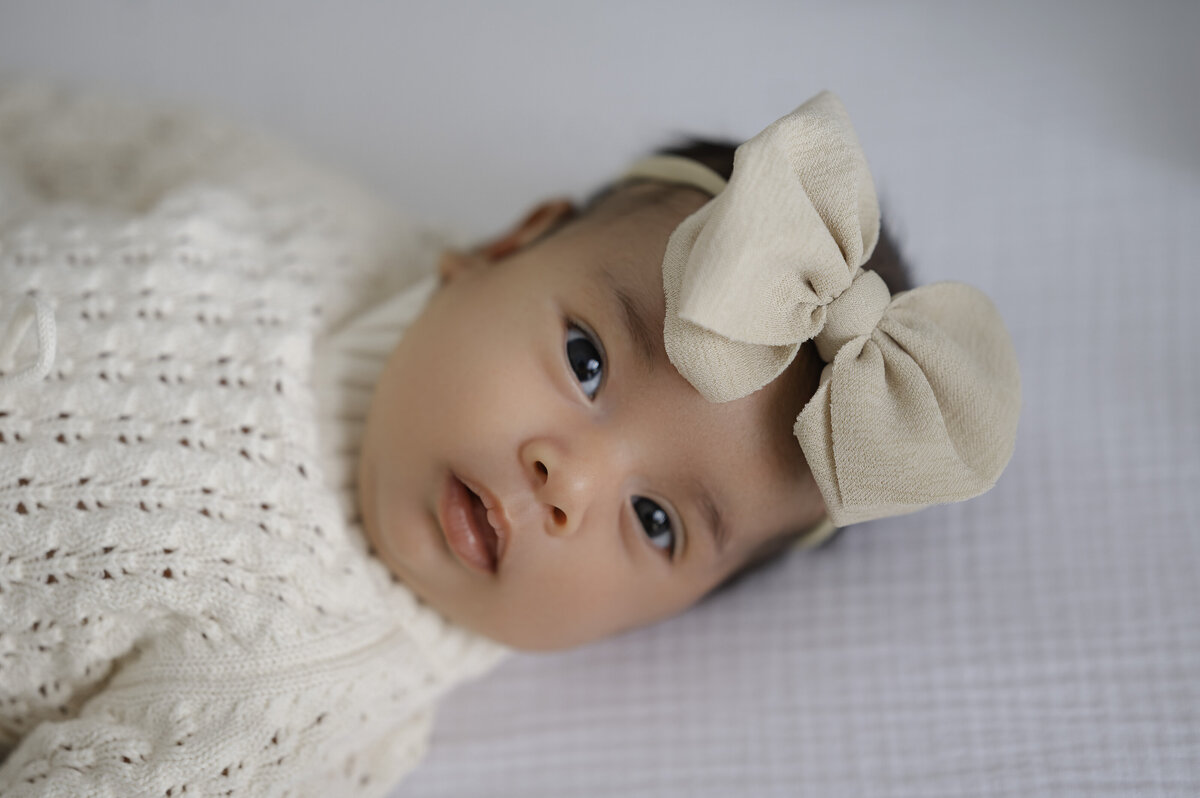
0, 80, 1020, 795
356, 140, 914, 651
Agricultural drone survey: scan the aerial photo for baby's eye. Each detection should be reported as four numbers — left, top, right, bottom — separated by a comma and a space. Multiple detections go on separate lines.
565, 323, 604, 399
633, 496, 675, 558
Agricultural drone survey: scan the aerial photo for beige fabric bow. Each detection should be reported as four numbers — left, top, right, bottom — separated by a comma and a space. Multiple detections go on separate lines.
622, 91, 1022, 529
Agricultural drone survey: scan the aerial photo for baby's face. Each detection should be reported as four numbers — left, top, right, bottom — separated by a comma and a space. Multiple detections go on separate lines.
357, 186, 822, 651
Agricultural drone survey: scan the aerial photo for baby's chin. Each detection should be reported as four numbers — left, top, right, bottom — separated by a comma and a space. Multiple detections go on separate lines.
355, 450, 414, 576
357, 475, 406, 565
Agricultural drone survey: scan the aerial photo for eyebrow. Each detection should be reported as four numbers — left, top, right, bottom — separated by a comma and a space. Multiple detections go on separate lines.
694, 479, 730, 558
601, 270, 659, 368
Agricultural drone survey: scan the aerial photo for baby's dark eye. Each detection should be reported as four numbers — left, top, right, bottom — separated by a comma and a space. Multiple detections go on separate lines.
566, 324, 604, 399
633, 496, 675, 557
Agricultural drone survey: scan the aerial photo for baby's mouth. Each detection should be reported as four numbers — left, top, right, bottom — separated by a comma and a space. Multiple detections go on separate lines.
463, 484, 500, 564
456, 472, 511, 566
438, 472, 503, 575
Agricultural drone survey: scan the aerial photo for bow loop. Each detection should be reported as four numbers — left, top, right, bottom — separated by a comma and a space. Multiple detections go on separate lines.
662, 90, 880, 401
796, 282, 1021, 527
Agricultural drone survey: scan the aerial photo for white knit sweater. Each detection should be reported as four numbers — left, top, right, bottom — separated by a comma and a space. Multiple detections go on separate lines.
0, 79, 510, 797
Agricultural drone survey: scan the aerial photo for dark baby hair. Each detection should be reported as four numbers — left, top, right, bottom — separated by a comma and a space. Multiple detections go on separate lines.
575, 136, 915, 595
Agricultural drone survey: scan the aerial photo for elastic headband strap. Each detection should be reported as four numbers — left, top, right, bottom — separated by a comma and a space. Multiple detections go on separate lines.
620, 154, 728, 198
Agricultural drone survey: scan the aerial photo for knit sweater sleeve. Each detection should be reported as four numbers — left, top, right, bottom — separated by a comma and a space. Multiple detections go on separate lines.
0, 612, 506, 798
0, 77, 466, 331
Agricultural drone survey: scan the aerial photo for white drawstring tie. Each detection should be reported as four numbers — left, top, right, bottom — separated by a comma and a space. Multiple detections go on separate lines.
0, 295, 57, 389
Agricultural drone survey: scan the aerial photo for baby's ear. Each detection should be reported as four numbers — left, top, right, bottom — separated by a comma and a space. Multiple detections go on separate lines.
439, 197, 576, 282
436, 248, 484, 282
485, 198, 579, 257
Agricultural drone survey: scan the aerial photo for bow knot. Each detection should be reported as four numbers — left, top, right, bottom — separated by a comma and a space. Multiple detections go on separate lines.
813, 268, 891, 364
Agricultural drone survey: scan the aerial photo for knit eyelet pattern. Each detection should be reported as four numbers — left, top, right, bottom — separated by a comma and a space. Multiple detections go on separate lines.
0, 79, 508, 797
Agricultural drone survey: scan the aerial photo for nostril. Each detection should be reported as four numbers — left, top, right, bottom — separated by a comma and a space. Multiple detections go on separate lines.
534, 460, 548, 482
552, 507, 567, 525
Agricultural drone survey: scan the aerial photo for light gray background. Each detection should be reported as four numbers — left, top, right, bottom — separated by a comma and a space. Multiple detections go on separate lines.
2, 2, 1198, 796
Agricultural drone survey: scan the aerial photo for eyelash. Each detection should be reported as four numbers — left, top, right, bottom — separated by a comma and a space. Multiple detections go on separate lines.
564, 321, 605, 400
562, 318, 682, 562
633, 495, 680, 560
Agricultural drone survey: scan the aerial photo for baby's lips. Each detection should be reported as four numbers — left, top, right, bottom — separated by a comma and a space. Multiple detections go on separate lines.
485, 508, 508, 553
458, 473, 511, 565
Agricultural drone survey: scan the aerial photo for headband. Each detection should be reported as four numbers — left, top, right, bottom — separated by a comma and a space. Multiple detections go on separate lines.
621, 91, 1021, 536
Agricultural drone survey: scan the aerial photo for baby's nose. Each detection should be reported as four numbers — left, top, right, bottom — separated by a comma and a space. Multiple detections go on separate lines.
518, 438, 597, 538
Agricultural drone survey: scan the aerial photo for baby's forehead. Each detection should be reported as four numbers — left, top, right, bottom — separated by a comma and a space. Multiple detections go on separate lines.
547, 220, 672, 372
556, 188, 702, 305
